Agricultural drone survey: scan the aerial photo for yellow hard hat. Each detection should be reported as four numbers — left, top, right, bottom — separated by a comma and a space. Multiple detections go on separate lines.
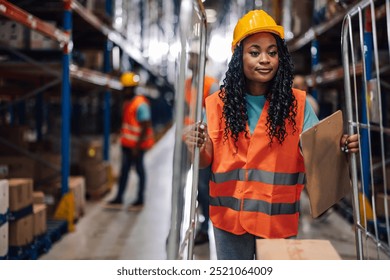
120, 72, 140, 87
231, 10, 284, 52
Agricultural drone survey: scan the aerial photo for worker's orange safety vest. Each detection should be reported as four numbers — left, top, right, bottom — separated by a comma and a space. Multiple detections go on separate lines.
120, 95, 155, 150
205, 88, 306, 238
184, 76, 218, 125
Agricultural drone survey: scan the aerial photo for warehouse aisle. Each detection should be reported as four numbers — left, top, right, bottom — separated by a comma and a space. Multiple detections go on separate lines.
39, 127, 358, 260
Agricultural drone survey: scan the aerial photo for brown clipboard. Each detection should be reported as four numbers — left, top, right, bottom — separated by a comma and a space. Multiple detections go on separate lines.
299, 110, 351, 218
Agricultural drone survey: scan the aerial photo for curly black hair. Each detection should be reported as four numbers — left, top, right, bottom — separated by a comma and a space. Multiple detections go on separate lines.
219, 34, 297, 146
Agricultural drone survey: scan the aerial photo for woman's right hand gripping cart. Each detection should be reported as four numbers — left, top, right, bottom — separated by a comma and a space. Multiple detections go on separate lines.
183, 122, 213, 169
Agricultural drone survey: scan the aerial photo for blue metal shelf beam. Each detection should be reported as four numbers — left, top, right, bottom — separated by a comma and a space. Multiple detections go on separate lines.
61, 0, 72, 195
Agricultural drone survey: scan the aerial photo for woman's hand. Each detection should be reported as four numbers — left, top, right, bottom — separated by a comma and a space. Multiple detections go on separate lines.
183, 122, 213, 167
183, 122, 208, 150
340, 134, 359, 154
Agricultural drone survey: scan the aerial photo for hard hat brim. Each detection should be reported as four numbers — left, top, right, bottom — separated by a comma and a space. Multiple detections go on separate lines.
231, 26, 284, 52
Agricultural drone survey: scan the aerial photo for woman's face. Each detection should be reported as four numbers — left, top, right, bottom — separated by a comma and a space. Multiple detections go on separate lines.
242, 32, 279, 94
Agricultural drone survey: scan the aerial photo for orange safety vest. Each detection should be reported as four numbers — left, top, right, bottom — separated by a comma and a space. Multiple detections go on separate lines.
120, 95, 155, 150
184, 76, 218, 125
205, 88, 306, 238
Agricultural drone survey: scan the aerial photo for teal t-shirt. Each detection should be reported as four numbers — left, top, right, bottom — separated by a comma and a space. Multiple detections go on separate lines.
245, 94, 319, 134
136, 103, 151, 122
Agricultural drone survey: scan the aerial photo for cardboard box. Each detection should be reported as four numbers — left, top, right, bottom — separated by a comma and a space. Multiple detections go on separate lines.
8, 178, 33, 212
0, 222, 8, 257
83, 162, 108, 190
33, 183, 62, 219
0, 20, 28, 49
33, 204, 47, 237
69, 176, 86, 219
73, 138, 103, 163
82, 50, 104, 70
33, 191, 45, 204
9, 214, 34, 246
83, 139, 103, 162
30, 21, 60, 50
0, 180, 8, 215
256, 239, 342, 260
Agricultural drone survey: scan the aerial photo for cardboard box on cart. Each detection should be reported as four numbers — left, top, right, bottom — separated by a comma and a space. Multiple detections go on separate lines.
256, 239, 342, 260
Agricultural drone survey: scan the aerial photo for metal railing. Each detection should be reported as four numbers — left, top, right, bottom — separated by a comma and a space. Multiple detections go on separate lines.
342, 0, 390, 259
167, 0, 208, 260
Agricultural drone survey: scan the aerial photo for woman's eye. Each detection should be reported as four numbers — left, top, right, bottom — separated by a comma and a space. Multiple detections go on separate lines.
268, 51, 277, 57
249, 51, 259, 56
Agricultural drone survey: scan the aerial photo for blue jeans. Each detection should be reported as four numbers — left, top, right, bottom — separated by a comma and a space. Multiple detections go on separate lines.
197, 166, 211, 233
213, 226, 297, 260
213, 226, 256, 260
115, 146, 145, 204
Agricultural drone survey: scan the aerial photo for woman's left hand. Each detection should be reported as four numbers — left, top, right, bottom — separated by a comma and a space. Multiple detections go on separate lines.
340, 134, 359, 154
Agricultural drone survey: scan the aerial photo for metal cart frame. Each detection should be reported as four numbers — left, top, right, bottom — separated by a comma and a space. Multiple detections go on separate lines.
342, 0, 390, 259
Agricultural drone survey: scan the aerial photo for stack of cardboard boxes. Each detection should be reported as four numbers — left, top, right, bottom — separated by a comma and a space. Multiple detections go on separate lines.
71, 137, 111, 199
0, 20, 60, 50
0, 124, 89, 258
2, 178, 74, 259
8, 178, 37, 258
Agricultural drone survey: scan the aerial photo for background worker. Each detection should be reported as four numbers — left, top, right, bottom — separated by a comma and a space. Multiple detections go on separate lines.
184, 9, 359, 259
105, 71, 155, 211
185, 46, 219, 245
293, 74, 319, 116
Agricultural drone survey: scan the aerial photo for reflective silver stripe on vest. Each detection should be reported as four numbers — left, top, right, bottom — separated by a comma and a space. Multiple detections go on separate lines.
121, 133, 154, 142
121, 133, 139, 141
122, 123, 141, 132
243, 198, 299, 215
211, 169, 246, 183
211, 168, 305, 185
209, 196, 241, 211
209, 196, 299, 215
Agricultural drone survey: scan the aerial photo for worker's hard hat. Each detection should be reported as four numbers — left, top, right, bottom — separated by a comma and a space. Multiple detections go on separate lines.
231, 10, 284, 52
120, 72, 140, 87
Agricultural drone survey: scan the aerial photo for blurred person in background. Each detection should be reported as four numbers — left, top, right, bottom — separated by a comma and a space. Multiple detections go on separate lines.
105, 71, 155, 211
293, 74, 319, 116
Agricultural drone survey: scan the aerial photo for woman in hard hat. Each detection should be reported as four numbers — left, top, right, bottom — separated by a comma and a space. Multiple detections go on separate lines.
184, 10, 359, 259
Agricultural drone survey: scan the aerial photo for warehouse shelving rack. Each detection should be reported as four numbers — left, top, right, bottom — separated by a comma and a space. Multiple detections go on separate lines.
0, 0, 174, 193
0, 1, 176, 245
288, 1, 388, 88
0, 0, 177, 259
0, 0, 120, 196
